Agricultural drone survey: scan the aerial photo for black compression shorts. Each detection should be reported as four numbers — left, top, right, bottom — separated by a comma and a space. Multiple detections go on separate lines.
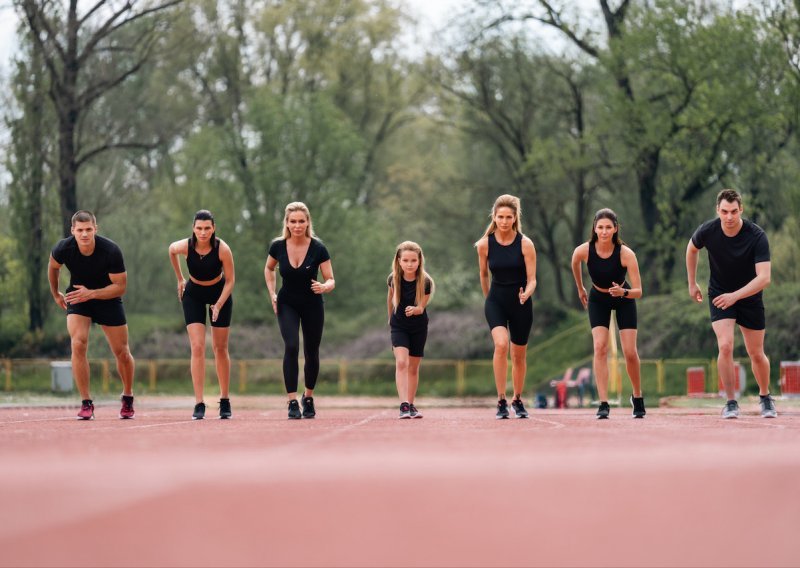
67, 298, 127, 326
587, 287, 637, 330
182, 279, 233, 328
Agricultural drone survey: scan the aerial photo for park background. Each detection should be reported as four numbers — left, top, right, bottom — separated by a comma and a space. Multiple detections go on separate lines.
0, 0, 799, 399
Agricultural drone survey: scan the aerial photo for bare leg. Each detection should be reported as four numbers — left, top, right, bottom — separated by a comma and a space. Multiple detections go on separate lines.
490, 327, 510, 398
619, 329, 641, 397
591, 326, 610, 401
211, 327, 231, 399
394, 346, 410, 402
740, 326, 770, 396
186, 323, 207, 403
407, 356, 422, 403
67, 315, 92, 400
510, 343, 527, 398
712, 319, 737, 400
101, 324, 135, 396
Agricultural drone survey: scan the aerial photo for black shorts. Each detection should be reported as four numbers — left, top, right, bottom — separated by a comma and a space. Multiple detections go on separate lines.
67, 298, 127, 326
709, 297, 765, 330
182, 279, 233, 328
587, 287, 637, 330
484, 285, 533, 345
390, 325, 428, 358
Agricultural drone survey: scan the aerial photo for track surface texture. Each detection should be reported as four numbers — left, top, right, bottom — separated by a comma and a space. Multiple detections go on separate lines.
1, 396, 798, 567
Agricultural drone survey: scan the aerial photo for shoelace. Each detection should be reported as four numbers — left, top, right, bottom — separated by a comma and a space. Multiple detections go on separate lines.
726, 401, 738, 411
761, 397, 774, 410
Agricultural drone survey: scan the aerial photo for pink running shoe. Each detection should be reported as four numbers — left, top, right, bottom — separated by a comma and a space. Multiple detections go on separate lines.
77, 400, 94, 420
119, 395, 135, 419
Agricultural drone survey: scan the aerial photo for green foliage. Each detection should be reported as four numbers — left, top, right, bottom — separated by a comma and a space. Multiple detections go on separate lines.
0, 235, 28, 351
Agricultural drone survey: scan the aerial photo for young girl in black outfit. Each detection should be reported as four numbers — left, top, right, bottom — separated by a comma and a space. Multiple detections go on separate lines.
387, 241, 435, 419
168, 210, 236, 420
476, 195, 537, 419
571, 208, 645, 419
265, 202, 335, 419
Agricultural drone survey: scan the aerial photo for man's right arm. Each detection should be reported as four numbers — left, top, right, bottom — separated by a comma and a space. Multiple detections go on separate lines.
48, 255, 67, 310
686, 240, 703, 303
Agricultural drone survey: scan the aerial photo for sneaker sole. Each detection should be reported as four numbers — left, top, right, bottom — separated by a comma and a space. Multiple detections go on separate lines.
77, 416, 94, 420
219, 416, 232, 419
762, 412, 777, 418
596, 415, 609, 419
192, 416, 204, 420
399, 415, 411, 419
722, 414, 738, 419
495, 415, 509, 419
119, 415, 135, 419
302, 415, 316, 419
411, 415, 423, 419
632, 414, 645, 419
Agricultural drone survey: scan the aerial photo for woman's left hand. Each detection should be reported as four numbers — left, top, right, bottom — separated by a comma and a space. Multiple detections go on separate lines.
405, 305, 420, 317
311, 279, 327, 294
609, 282, 626, 298
211, 303, 220, 322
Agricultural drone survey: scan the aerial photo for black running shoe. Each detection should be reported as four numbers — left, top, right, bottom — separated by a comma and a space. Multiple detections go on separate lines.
219, 398, 232, 419
631, 395, 646, 419
496, 398, 509, 419
760, 394, 777, 418
301, 395, 316, 419
596, 401, 610, 419
722, 399, 739, 419
409, 403, 422, 419
288, 399, 302, 420
192, 402, 206, 420
399, 401, 411, 419
511, 397, 529, 418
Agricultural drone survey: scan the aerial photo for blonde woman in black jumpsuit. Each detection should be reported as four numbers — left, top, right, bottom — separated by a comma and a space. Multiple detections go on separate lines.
476, 195, 537, 419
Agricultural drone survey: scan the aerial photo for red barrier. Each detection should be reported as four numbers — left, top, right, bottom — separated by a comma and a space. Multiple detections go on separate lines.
686, 367, 705, 397
780, 361, 800, 396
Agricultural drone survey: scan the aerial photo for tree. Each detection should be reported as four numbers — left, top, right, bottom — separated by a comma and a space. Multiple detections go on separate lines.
15, 0, 182, 236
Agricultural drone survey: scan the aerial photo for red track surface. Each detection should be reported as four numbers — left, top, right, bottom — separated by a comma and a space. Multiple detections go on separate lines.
1, 397, 798, 567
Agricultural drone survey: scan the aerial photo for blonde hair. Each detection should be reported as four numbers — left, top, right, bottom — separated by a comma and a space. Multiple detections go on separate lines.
475, 194, 522, 245
389, 241, 435, 312
278, 202, 317, 240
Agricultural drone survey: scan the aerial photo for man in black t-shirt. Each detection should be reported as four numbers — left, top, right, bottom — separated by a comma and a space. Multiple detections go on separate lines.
686, 189, 776, 419
48, 210, 136, 420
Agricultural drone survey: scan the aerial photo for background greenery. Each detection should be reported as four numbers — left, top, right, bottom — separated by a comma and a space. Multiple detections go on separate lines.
1, 0, 798, 392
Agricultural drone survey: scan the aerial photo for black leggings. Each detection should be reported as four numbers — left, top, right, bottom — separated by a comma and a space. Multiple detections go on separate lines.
277, 299, 325, 393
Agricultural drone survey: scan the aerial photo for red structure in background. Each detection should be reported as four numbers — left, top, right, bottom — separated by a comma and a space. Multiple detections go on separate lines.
780, 361, 800, 396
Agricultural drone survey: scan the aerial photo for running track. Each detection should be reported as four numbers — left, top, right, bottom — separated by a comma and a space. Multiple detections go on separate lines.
0, 397, 797, 567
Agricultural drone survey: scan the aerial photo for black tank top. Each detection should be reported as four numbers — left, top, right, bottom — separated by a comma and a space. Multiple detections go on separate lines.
187, 239, 223, 281
587, 242, 627, 289
488, 233, 527, 286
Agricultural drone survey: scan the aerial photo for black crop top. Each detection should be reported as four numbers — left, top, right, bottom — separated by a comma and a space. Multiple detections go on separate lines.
488, 232, 527, 286
268, 238, 331, 301
187, 239, 223, 281
587, 243, 627, 289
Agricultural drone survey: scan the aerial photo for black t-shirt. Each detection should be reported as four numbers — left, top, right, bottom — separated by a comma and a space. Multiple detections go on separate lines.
51, 235, 126, 298
388, 275, 431, 330
691, 218, 770, 299
268, 238, 330, 303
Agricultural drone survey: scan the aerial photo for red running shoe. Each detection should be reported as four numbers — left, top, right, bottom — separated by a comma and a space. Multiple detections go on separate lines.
77, 399, 94, 420
119, 395, 135, 419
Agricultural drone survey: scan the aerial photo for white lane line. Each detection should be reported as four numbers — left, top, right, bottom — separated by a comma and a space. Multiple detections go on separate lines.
528, 416, 566, 429
0, 417, 75, 425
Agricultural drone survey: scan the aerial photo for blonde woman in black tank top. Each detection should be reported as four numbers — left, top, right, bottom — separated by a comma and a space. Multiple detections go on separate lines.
168, 210, 236, 420
571, 209, 645, 419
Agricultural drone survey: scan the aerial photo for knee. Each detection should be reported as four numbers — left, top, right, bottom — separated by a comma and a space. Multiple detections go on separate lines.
112, 345, 132, 362
396, 358, 409, 373
624, 349, 639, 365
594, 343, 609, 359
511, 349, 526, 365
189, 341, 205, 357
284, 341, 300, 358
212, 343, 229, 357
494, 339, 509, 357
717, 341, 734, 358
71, 337, 88, 355
749, 350, 769, 366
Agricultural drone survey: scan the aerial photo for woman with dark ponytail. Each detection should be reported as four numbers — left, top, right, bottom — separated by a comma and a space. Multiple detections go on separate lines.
571, 209, 645, 419
168, 210, 236, 420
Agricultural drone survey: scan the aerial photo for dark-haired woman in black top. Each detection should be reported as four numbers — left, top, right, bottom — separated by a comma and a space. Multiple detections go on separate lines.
476, 194, 537, 419
265, 202, 335, 420
571, 208, 644, 419
169, 210, 235, 420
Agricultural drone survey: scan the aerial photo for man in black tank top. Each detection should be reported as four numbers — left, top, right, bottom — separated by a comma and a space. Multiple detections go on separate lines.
48, 211, 135, 420
687, 189, 776, 419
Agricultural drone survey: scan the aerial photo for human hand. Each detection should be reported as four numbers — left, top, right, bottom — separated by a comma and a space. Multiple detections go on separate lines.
405, 305, 420, 317
270, 293, 278, 315
518, 287, 528, 304
64, 285, 93, 304
712, 292, 738, 310
688, 282, 703, 303
177, 279, 185, 301
211, 303, 220, 322
53, 292, 67, 310
578, 287, 588, 309
311, 279, 327, 294
609, 282, 626, 298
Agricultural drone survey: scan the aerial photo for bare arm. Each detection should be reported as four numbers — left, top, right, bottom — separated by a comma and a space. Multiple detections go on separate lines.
570, 243, 589, 309
48, 255, 67, 310
168, 238, 188, 300
211, 241, 235, 322
610, 246, 642, 299
519, 236, 537, 304
711, 261, 771, 310
476, 238, 490, 298
387, 284, 393, 324
264, 255, 278, 314
311, 260, 335, 294
686, 240, 703, 303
